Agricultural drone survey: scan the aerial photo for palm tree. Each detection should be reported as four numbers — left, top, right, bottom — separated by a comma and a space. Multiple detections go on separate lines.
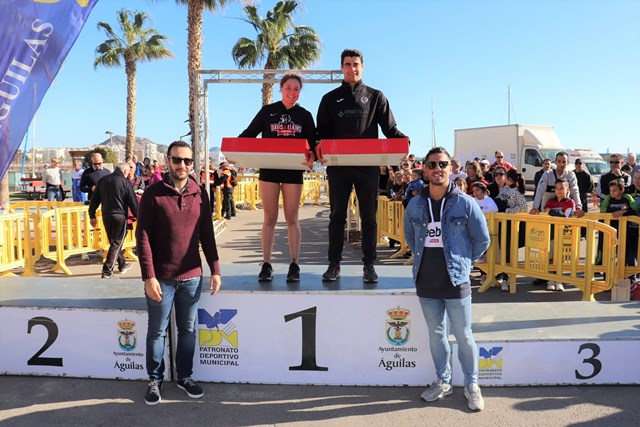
231, 0, 322, 105
173, 0, 230, 168
94, 9, 173, 161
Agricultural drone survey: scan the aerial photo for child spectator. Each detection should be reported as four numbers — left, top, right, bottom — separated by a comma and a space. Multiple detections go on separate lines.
543, 179, 576, 292
454, 176, 468, 194
472, 182, 498, 284
403, 168, 424, 208
472, 182, 499, 214
601, 178, 639, 279
387, 172, 405, 201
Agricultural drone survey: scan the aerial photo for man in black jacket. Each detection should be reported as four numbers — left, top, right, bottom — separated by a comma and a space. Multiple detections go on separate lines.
89, 163, 139, 278
80, 152, 111, 203
316, 48, 408, 283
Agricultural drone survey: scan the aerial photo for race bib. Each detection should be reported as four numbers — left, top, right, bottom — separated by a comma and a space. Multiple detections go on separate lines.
424, 221, 443, 248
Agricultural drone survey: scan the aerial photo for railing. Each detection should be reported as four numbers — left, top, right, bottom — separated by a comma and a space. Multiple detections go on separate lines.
376, 197, 409, 260
39, 206, 98, 275
476, 213, 618, 301
0, 210, 39, 277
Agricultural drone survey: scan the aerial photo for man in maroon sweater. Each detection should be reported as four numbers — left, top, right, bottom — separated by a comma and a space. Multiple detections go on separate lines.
136, 140, 222, 406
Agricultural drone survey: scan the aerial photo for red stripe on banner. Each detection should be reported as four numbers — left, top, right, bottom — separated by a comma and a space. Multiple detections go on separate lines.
221, 138, 310, 154
321, 138, 409, 155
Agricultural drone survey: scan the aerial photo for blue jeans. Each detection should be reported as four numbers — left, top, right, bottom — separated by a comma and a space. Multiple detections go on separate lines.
418, 296, 478, 387
146, 277, 202, 381
46, 185, 63, 202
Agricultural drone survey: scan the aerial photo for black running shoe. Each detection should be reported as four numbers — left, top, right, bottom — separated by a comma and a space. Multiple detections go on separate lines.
118, 262, 133, 274
144, 379, 162, 406
322, 262, 340, 282
286, 262, 300, 282
258, 262, 273, 282
177, 377, 204, 399
363, 264, 378, 284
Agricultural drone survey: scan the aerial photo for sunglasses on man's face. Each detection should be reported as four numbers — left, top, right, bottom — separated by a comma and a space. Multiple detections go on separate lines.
425, 161, 450, 170
169, 156, 194, 166
610, 160, 621, 165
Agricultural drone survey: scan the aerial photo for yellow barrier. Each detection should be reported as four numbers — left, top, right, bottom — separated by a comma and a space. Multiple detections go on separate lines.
477, 213, 618, 301
582, 213, 640, 282
376, 197, 409, 260
300, 179, 322, 205
0, 210, 39, 277
233, 181, 259, 210
40, 206, 97, 275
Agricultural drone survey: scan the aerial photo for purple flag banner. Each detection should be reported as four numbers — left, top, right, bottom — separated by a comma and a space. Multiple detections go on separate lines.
0, 0, 99, 179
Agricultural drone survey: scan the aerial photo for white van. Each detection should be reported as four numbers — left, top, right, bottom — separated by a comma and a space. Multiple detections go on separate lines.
568, 149, 608, 184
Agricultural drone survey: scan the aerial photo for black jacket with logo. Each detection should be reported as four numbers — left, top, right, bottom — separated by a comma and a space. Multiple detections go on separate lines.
239, 101, 317, 151
88, 168, 138, 219
316, 80, 407, 140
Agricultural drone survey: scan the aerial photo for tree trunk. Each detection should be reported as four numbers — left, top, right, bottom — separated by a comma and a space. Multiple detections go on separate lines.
0, 172, 8, 210
125, 56, 137, 162
187, 1, 204, 169
262, 58, 275, 106
261, 79, 274, 106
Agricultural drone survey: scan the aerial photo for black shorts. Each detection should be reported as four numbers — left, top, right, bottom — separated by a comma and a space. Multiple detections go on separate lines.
259, 168, 304, 185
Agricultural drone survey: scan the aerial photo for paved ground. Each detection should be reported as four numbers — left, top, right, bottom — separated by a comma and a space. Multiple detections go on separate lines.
1, 196, 638, 426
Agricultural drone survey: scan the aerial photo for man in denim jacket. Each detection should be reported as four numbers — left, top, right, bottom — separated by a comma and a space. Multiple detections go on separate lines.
404, 146, 490, 411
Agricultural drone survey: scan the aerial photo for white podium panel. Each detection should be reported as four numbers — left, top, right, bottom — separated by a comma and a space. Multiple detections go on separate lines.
0, 307, 168, 380
451, 340, 640, 386
221, 137, 310, 170
321, 138, 409, 166
193, 293, 435, 386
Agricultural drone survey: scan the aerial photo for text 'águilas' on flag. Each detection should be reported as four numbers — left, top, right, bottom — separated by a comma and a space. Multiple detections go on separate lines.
0, 0, 99, 179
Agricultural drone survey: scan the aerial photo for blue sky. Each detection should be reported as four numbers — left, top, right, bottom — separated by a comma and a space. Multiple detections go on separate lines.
33, 0, 640, 158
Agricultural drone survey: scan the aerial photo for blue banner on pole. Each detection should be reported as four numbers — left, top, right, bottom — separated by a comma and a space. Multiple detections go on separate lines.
0, 0, 99, 180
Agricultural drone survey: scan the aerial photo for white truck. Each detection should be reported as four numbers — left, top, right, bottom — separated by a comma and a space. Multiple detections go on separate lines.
454, 124, 569, 191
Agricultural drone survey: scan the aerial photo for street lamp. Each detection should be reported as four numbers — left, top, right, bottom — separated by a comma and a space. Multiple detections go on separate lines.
105, 130, 113, 145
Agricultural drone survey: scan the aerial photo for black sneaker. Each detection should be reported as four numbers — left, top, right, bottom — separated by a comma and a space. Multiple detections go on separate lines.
144, 379, 162, 406
286, 262, 300, 282
322, 262, 340, 282
177, 377, 204, 399
101, 272, 112, 279
118, 262, 133, 274
258, 262, 273, 282
363, 264, 378, 283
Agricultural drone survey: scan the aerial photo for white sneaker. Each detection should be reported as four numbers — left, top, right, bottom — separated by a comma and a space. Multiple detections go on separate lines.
547, 282, 557, 291
420, 379, 453, 402
555, 282, 565, 291
464, 383, 485, 411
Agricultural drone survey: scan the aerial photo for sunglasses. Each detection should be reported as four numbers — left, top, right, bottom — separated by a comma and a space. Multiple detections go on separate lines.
610, 160, 621, 165
425, 161, 450, 170
496, 156, 503, 159
169, 156, 194, 166
494, 172, 506, 176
